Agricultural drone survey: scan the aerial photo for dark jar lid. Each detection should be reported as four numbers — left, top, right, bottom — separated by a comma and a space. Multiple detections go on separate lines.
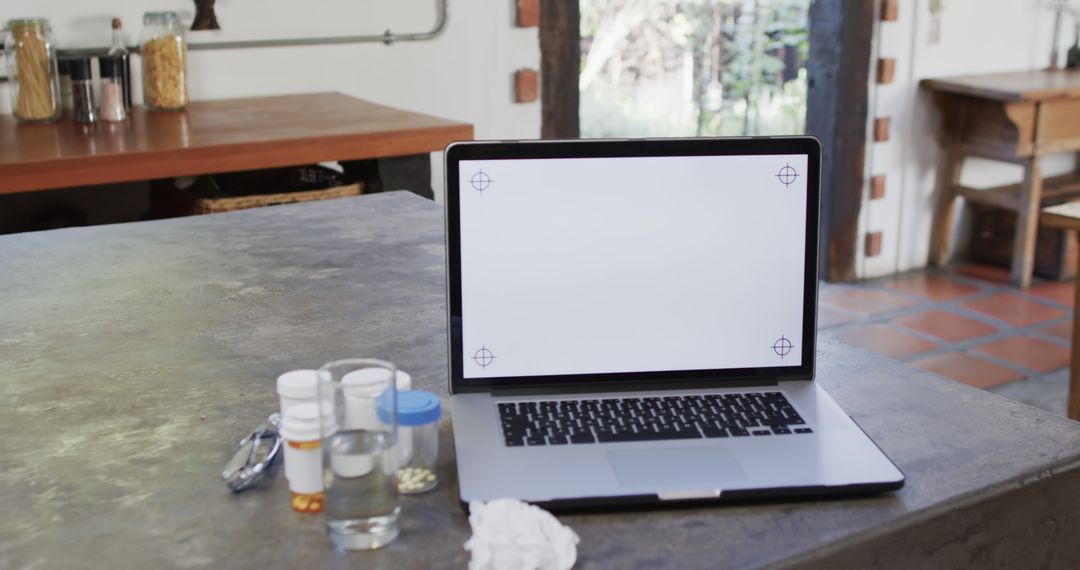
69, 57, 93, 81
98, 55, 124, 79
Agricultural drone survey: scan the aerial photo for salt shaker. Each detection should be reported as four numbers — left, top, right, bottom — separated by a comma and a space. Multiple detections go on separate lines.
98, 55, 126, 122
378, 390, 442, 494
281, 403, 324, 513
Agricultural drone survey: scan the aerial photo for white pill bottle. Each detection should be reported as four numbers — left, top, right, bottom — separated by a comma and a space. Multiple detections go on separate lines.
281, 403, 324, 513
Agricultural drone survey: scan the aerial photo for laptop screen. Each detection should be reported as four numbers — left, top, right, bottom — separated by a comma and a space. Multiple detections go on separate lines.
453, 149, 812, 382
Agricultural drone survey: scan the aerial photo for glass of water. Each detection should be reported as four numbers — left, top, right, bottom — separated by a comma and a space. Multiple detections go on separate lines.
317, 358, 400, 550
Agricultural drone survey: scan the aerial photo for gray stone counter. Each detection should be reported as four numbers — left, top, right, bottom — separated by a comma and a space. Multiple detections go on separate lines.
2, 192, 1079, 569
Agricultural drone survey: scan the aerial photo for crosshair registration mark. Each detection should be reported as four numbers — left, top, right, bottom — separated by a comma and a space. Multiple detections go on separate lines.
776, 163, 799, 187
473, 346, 496, 368
772, 336, 794, 358
470, 170, 493, 192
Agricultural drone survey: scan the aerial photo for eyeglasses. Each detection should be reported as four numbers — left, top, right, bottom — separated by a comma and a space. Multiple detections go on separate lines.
222, 413, 283, 493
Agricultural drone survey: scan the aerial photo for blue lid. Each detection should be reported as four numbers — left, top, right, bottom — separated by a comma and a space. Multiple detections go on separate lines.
377, 390, 442, 427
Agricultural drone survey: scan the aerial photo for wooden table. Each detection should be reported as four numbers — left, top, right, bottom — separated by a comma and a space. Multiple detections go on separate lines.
2, 192, 1080, 568
1040, 201, 1080, 420
923, 70, 1080, 288
0, 92, 474, 198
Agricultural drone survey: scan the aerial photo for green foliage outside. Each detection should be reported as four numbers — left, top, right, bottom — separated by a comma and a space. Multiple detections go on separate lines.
581, 0, 809, 138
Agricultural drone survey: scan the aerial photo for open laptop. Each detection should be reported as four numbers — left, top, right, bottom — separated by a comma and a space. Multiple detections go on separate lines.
445, 137, 904, 509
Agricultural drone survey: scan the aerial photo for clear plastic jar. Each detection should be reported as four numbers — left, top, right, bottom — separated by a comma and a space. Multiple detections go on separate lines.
378, 390, 442, 494
4, 18, 61, 123
139, 11, 188, 111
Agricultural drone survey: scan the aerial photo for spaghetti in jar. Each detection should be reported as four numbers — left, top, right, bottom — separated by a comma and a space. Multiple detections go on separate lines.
4, 19, 61, 123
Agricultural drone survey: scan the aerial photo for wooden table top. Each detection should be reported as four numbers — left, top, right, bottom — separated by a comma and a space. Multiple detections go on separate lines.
921, 69, 1080, 102
0, 92, 474, 195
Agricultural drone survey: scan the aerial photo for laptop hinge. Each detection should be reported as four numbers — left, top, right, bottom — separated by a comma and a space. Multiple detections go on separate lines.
490, 378, 780, 397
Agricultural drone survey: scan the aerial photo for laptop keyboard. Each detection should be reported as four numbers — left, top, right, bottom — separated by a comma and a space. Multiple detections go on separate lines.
498, 392, 811, 447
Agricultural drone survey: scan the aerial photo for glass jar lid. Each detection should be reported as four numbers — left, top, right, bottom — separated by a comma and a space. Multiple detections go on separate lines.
6, 18, 49, 31
143, 11, 180, 24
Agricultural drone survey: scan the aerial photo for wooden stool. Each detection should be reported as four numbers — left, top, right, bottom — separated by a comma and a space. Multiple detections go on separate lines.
1040, 201, 1080, 420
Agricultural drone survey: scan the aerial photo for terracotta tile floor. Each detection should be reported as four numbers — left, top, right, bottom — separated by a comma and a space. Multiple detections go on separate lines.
820, 263, 1074, 417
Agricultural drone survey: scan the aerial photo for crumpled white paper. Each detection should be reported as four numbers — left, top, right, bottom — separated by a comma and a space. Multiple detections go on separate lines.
463, 498, 580, 570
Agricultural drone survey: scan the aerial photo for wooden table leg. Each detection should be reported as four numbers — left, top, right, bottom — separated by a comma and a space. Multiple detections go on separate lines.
1011, 156, 1044, 289
929, 145, 964, 266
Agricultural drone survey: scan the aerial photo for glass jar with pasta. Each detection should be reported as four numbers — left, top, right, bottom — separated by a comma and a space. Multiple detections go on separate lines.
4, 18, 61, 123
139, 11, 188, 111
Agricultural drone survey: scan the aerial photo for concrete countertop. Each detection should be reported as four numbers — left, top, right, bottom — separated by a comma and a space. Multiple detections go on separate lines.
2, 192, 1079, 569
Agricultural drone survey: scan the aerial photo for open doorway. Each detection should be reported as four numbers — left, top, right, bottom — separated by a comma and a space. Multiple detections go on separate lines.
539, 0, 875, 281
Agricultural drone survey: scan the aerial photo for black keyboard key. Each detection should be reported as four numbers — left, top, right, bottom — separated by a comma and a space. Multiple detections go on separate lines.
525, 435, 546, 446
596, 428, 700, 443
547, 435, 568, 445
702, 427, 728, 438
729, 427, 750, 437
772, 426, 792, 435
794, 428, 813, 434
751, 430, 771, 436
505, 437, 525, 446
569, 432, 596, 444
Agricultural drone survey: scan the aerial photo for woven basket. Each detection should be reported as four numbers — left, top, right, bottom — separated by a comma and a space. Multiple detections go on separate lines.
186, 183, 363, 214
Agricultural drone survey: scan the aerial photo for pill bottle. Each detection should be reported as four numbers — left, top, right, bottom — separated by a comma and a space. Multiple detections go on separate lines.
378, 390, 441, 494
276, 369, 318, 415
281, 403, 324, 513
341, 369, 411, 426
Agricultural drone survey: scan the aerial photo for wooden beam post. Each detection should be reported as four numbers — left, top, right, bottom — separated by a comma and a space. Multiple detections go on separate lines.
806, 0, 876, 282
539, 0, 580, 139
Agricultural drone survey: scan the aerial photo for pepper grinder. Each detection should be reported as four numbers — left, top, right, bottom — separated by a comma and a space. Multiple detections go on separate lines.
70, 57, 97, 124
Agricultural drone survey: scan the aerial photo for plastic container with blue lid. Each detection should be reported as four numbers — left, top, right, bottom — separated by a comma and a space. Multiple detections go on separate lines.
378, 390, 441, 494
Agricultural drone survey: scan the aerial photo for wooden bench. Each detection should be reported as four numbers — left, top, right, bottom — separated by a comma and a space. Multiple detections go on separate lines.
1039, 200, 1080, 420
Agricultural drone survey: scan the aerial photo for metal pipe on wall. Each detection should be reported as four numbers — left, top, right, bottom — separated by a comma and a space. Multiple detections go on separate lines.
188, 0, 447, 50
52, 0, 447, 57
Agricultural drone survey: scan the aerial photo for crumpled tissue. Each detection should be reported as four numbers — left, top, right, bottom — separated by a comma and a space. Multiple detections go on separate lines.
463, 498, 580, 570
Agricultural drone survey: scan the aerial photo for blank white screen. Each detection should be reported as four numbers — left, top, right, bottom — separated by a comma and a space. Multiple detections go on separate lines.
459, 154, 808, 379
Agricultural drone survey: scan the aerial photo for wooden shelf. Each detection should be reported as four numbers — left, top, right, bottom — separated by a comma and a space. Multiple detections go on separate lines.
957, 172, 1080, 211
0, 92, 474, 195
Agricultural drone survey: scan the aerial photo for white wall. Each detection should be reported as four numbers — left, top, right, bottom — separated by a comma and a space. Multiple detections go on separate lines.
0, 0, 541, 202
859, 0, 1075, 278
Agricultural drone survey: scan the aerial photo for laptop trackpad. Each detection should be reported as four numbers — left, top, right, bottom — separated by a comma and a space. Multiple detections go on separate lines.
607, 446, 746, 488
